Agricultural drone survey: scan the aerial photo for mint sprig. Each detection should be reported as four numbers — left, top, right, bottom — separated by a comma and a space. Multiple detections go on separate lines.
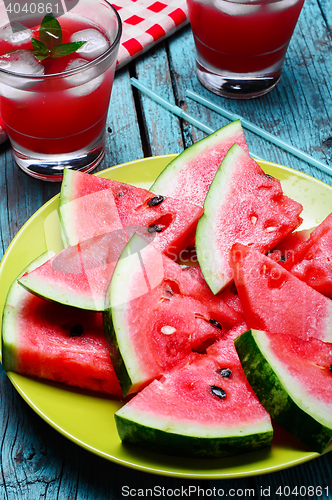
30, 13, 86, 61
39, 13, 62, 48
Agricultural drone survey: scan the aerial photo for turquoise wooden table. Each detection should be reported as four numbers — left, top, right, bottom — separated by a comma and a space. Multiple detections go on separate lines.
1, 0, 332, 497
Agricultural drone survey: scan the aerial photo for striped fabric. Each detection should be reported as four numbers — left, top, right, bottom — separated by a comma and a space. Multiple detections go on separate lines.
114, 0, 189, 69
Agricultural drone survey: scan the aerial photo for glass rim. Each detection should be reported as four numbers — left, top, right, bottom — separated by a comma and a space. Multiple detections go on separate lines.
0, 0, 122, 80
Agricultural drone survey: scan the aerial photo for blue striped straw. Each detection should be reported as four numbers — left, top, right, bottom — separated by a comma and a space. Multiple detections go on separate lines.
130, 78, 261, 159
186, 90, 332, 176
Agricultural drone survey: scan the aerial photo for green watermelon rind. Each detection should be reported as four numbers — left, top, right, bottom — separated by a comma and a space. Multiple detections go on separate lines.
150, 120, 243, 195
103, 235, 153, 396
58, 168, 75, 247
115, 406, 273, 458
1, 251, 55, 372
103, 303, 133, 397
196, 143, 243, 294
18, 271, 103, 312
234, 329, 332, 454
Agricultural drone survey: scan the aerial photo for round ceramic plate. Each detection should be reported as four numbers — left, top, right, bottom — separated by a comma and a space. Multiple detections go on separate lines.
0, 155, 331, 479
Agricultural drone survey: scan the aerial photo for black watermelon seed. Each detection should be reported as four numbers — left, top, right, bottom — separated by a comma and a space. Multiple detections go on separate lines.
208, 319, 222, 329
280, 255, 287, 262
210, 385, 226, 399
329, 365, 332, 372
265, 174, 274, 179
148, 224, 163, 233
147, 195, 165, 207
70, 324, 84, 337
219, 368, 232, 378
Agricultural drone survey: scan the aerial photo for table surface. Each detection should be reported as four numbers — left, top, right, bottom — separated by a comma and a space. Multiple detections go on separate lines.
1, 0, 332, 498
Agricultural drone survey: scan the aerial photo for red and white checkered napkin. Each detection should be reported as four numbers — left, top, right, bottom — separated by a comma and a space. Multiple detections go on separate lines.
113, 0, 189, 69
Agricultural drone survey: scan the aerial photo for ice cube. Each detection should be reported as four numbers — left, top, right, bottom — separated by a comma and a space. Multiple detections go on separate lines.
65, 58, 103, 96
0, 22, 32, 45
268, 0, 301, 12
0, 50, 44, 75
0, 81, 36, 101
70, 29, 109, 60
213, 0, 260, 16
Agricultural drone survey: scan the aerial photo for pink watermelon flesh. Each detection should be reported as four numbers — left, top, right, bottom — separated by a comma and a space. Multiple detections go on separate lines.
59, 169, 204, 259
183, 264, 245, 321
229, 243, 332, 342
150, 120, 250, 207
105, 237, 243, 395
284, 213, 332, 299
268, 227, 312, 264
195, 144, 304, 293
2, 280, 122, 396
259, 331, 332, 405
115, 336, 272, 457
59, 186, 123, 247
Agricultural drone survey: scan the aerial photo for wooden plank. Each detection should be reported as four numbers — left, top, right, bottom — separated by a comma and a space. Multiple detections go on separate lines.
0, 144, 60, 261
319, 0, 332, 30
101, 66, 144, 171
134, 41, 185, 159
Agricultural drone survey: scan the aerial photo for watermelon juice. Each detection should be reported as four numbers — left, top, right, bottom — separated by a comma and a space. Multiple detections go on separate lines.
0, 0, 121, 181
186, 0, 305, 98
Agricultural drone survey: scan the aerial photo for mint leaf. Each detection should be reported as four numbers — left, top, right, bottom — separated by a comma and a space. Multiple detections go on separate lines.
39, 13, 63, 49
8, 14, 87, 62
31, 38, 50, 61
51, 41, 86, 59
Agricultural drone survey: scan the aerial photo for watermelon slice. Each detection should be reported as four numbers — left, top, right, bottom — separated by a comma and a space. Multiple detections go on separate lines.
150, 120, 249, 207
18, 230, 128, 311
285, 213, 332, 299
59, 169, 204, 259
235, 329, 332, 453
230, 243, 332, 342
196, 144, 303, 294
115, 337, 273, 458
104, 234, 242, 396
2, 252, 122, 396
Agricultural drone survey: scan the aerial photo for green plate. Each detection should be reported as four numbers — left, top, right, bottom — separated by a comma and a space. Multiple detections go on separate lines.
0, 155, 331, 479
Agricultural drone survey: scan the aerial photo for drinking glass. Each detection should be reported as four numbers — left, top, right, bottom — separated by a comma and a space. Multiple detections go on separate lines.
0, 0, 122, 181
186, 0, 305, 99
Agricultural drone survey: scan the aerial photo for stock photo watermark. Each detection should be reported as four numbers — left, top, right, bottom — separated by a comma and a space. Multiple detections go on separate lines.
4, 0, 79, 30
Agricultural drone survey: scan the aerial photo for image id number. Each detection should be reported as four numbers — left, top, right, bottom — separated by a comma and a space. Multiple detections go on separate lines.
275, 485, 329, 497
6, 2, 61, 14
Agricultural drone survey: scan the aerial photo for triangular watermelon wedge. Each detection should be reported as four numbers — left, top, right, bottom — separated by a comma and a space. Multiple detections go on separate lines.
115, 336, 273, 458
230, 243, 332, 342
235, 329, 332, 453
196, 144, 303, 294
104, 234, 242, 396
59, 169, 204, 259
150, 120, 249, 207
2, 252, 122, 396
18, 230, 128, 311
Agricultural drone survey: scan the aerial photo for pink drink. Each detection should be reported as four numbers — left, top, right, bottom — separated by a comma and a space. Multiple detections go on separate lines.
186, 0, 305, 98
0, 0, 121, 180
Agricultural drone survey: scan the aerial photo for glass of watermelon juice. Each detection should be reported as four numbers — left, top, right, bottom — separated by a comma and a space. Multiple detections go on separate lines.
0, 0, 122, 181
186, 0, 305, 99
